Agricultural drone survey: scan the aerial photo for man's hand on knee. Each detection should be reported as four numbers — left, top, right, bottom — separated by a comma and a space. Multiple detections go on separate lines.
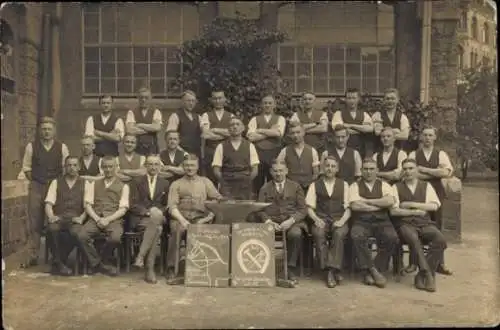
47, 215, 60, 224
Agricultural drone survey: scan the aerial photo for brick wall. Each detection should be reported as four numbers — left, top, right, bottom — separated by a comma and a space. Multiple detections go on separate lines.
1, 196, 29, 257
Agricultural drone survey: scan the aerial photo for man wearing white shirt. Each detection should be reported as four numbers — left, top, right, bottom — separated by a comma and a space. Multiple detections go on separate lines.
159, 130, 187, 182
372, 88, 410, 152
349, 158, 399, 288
213, 117, 260, 200
247, 95, 286, 193
407, 126, 454, 276
331, 88, 373, 158
84, 95, 124, 157
21, 116, 70, 268
372, 127, 407, 184
79, 135, 104, 182
290, 92, 329, 155
306, 156, 351, 288
125, 87, 163, 156
390, 158, 447, 292
200, 90, 235, 183
75, 156, 129, 276
116, 134, 146, 182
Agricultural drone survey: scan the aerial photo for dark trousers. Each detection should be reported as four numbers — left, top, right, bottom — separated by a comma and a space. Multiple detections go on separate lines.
220, 177, 254, 200
253, 148, 280, 195
76, 219, 124, 268
135, 140, 159, 156
398, 221, 446, 274
26, 181, 50, 259
203, 149, 217, 185
130, 213, 165, 269
46, 219, 82, 266
311, 223, 349, 270
351, 219, 399, 272
283, 223, 305, 268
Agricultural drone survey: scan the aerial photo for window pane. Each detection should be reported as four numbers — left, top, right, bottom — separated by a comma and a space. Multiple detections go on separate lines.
166, 47, 181, 62
151, 63, 165, 78
117, 63, 132, 77
84, 78, 99, 94
279, 46, 295, 62
346, 78, 361, 90
297, 78, 312, 93
297, 46, 312, 61
379, 49, 394, 62
150, 79, 165, 95
362, 78, 377, 94
313, 78, 328, 94
83, 4, 99, 14
84, 28, 99, 43
116, 6, 133, 43
330, 47, 344, 61
346, 63, 361, 77
364, 63, 377, 78
100, 48, 115, 62
101, 78, 116, 93
329, 63, 344, 76
297, 63, 311, 77
101, 63, 116, 78
346, 47, 361, 62
362, 52, 378, 62
133, 47, 148, 62
85, 62, 99, 77
279, 63, 295, 77
314, 46, 329, 62
133, 78, 149, 91
101, 5, 116, 42
84, 47, 100, 62
313, 63, 328, 77
117, 47, 132, 62
133, 63, 148, 77
117, 27, 132, 43
117, 78, 132, 94
150, 47, 166, 62
379, 63, 393, 79
329, 78, 345, 94
379, 78, 392, 92
167, 63, 181, 78
167, 78, 181, 95
84, 13, 99, 27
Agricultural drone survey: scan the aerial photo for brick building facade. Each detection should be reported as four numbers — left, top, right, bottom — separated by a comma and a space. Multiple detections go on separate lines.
1, 1, 464, 256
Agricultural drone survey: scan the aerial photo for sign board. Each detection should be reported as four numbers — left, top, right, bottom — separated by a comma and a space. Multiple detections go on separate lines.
185, 224, 230, 287
231, 223, 275, 287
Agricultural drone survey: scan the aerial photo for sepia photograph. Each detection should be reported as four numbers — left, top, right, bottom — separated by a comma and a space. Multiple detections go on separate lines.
1, 1, 498, 329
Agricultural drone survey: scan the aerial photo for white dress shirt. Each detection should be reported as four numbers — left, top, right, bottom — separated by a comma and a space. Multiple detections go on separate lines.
84, 113, 125, 139
84, 179, 130, 209
21, 140, 70, 173
212, 140, 260, 167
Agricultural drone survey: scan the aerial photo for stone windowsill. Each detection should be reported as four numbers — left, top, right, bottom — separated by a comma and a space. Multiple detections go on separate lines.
1, 180, 29, 199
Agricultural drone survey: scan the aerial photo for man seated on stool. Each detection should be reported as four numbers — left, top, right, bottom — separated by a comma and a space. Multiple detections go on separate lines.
390, 158, 446, 292
159, 130, 187, 182
166, 154, 223, 284
76, 156, 129, 276
256, 160, 308, 286
116, 134, 146, 183
212, 117, 259, 200
349, 158, 399, 288
44, 156, 87, 276
306, 156, 351, 288
129, 154, 170, 284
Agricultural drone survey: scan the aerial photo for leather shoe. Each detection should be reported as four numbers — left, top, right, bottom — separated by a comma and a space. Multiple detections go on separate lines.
414, 271, 426, 290
364, 273, 375, 286
326, 270, 336, 288
58, 263, 73, 276
133, 256, 145, 269
165, 268, 183, 285
436, 264, 453, 276
99, 263, 119, 277
145, 269, 157, 284
334, 272, 344, 284
20, 257, 38, 269
369, 267, 387, 288
287, 267, 298, 284
403, 264, 418, 274
424, 272, 436, 292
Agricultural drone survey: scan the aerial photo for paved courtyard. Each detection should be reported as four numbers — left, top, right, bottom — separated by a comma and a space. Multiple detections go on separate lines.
2, 181, 499, 329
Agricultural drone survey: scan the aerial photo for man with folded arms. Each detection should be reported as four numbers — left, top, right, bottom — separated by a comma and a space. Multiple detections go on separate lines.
116, 134, 146, 183
129, 155, 170, 284
390, 158, 446, 292
44, 156, 87, 276
372, 127, 407, 185
159, 130, 187, 182
79, 135, 104, 182
306, 156, 351, 288
166, 154, 223, 284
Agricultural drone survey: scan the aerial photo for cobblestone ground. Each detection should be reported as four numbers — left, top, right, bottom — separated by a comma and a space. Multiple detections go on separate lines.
2, 182, 499, 329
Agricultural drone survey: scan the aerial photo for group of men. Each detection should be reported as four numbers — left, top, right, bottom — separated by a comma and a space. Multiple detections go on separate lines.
19, 86, 454, 292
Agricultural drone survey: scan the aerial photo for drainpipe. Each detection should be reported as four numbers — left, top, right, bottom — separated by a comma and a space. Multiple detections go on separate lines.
419, 1, 432, 105
39, 13, 52, 120
51, 3, 62, 119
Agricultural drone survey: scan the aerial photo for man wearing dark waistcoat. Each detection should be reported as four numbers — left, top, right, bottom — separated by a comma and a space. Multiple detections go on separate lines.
372, 127, 407, 185
129, 155, 170, 284
76, 156, 129, 276
290, 92, 328, 155
306, 156, 351, 288
79, 135, 103, 182
349, 158, 399, 288
257, 160, 308, 285
116, 134, 146, 183
390, 159, 447, 292
166, 154, 223, 284
408, 126, 454, 276
321, 124, 362, 185
44, 156, 87, 276
84, 95, 124, 157
331, 88, 373, 158
200, 90, 235, 184
125, 87, 163, 156
213, 117, 259, 200
159, 130, 187, 182
247, 95, 286, 194
21, 116, 70, 267
165, 90, 203, 159
372, 89, 410, 153
276, 121, 320, 192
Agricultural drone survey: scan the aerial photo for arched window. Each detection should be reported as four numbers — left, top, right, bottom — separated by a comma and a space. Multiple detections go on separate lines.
457, 46, 464, 70
483, 22, 489, 44
471, 16, 478, 40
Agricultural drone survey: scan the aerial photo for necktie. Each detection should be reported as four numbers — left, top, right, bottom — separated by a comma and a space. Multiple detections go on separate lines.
277, 183, 283, 194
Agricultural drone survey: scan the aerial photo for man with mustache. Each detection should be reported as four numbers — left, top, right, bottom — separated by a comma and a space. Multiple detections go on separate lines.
159, 130, 187, 182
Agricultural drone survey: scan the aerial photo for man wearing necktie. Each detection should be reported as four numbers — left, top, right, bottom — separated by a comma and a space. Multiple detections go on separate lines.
129, 154, 170, 284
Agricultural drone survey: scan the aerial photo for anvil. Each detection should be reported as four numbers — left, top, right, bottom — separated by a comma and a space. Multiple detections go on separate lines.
204, 200, 271, 225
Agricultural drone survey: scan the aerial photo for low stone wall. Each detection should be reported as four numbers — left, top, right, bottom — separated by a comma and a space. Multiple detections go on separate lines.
1, 180, 29, 257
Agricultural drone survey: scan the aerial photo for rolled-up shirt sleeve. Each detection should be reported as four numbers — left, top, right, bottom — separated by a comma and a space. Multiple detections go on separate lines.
211, 143, 224, 167
305, 183, 317, 209
246, 117, 257, 135
166, 112, 180, 132
343, 181, 350, 209
22, 143, 33, 173
397, 150, 408, 169
354, 150, 362, 176
276, 116, 286, 136
426, 183, 442, 207
276, 147, 287, 163
119, 184, 130, 209
204, 177, 222, 200
153, 109, 163, 124
371, 112, 382, 124
290, 112, 299, 122
439, 151, 454, 176
331, 111, 343, 128
348, 182, 361, 204
44, 179, 58, 205
84, 181, 95, 205
391, 185, 401, 208
381, 181, 394, 197
115, 118, 125, 139
126, 110, 135, 124
85, 116, 94, 136
311, 147, 320, 167
400, 114, 410, 132
200, 113, 210, 130
62, 144, 69, 168
249, 143, 260, 166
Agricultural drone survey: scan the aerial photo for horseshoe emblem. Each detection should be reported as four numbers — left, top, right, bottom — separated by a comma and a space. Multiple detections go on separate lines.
237, 239, 271, 274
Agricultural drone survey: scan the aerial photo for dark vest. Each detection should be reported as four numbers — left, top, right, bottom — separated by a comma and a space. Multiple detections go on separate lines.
221, 139, 251, 180
340, 108, 367, 153
297, 110, 325, 151
414, 148, 445, 200
92, 113, 119, 157
254, 114, 282, 151
79, 155, 101, 176
395, 180, 433, 225
176, 109, 201, 156
159, 148, 185, 181
93, 179, 125, 217
53, 177, 85, 219
133, 107, 159, 155
354, 179, 389, 222
205, 110, 233, 152
314, 178, 345, 222
31, 140, 63, 184
118, 153, 142, 170
379, 110, 405, 150
284, 144, 315, 188
376, 148, 400, 172
327, 146, 357, 184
